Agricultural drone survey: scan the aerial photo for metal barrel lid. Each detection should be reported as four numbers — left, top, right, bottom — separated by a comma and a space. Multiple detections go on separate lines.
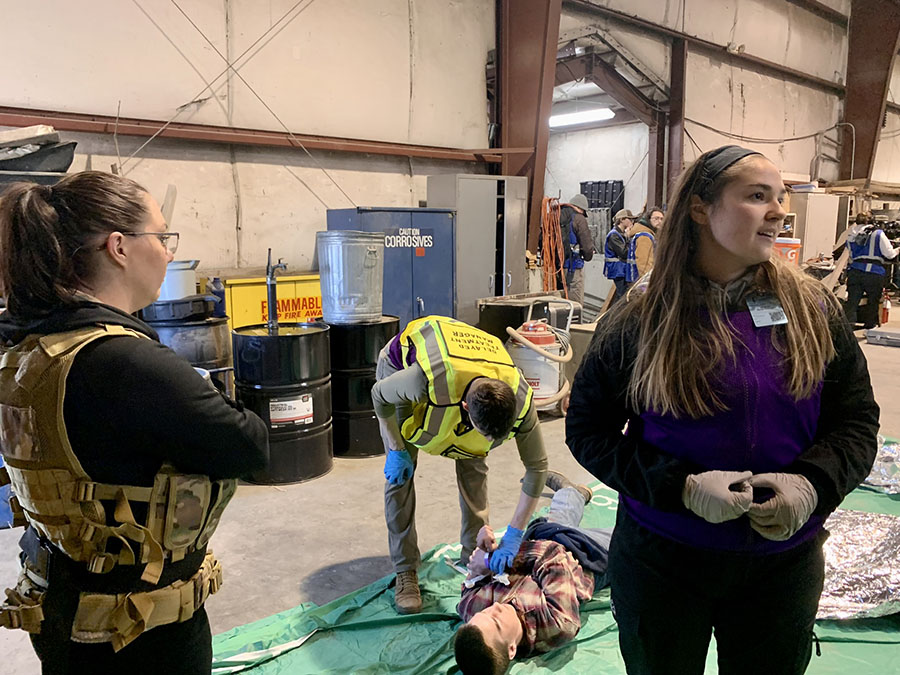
233, 322, 330, 337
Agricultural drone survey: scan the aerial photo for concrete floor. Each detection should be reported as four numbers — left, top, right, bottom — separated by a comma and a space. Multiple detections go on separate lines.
2, 331, 899, 674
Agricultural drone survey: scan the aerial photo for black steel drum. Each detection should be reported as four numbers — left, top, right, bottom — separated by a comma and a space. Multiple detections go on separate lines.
328, 316, 399, 457
233, 323, 332, 483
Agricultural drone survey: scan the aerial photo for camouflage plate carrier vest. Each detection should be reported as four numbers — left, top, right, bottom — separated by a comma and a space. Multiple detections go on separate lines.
0, 324, 235, 650
398, 316, 533, 460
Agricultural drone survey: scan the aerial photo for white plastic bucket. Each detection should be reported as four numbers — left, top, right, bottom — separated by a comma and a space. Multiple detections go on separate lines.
316, 231, 384, 323
507, 341, 561, 410
159, 260, 199, 300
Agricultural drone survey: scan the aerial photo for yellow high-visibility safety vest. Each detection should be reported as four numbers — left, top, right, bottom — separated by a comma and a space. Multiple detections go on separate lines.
399, 316, 533, 459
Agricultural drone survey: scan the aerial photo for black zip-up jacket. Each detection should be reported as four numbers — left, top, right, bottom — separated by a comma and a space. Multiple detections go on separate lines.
0, 301, 268, 593
566, 311, 880, 517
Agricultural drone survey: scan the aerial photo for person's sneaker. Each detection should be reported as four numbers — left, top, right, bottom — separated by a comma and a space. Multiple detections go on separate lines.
393, 570, 422, 614
545, 470, 592, 504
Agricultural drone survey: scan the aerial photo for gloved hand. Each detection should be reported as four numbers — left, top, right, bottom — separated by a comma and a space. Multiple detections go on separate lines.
747, 473, 818, 541
383, 449, 414, 485
682, 470, 753, 524
488, 526, 524, 574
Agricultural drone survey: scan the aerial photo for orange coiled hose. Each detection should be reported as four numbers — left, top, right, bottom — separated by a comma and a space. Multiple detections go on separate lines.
541, 197, 567, 298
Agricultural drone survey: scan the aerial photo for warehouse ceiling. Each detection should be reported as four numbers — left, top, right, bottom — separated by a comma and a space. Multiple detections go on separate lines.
549, 25, 668, 130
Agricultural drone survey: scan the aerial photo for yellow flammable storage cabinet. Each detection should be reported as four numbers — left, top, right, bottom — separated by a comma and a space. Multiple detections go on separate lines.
224, 274, 323, 329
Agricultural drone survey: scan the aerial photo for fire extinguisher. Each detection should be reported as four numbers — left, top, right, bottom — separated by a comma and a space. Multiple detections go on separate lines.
881, 289, 892, 326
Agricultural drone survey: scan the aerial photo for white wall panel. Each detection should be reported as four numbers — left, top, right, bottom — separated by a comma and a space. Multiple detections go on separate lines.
684, 52, 842, 181
563, 0, 845, 83
0, 0, 494, 149
873, 111, 900, 183
407, 0, 494, 148
544, 122, 649, 212
0, 0, 230, 125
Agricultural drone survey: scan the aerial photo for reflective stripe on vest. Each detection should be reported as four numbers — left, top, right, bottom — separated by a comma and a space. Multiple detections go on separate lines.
849, 229, 887, 275
625, 231, 656, 283
398, 316, 532, 458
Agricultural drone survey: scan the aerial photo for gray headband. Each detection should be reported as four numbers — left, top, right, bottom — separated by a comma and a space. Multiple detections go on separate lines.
699, 145, 762, 195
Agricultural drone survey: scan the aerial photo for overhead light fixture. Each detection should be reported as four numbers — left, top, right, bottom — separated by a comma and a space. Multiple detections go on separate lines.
549, 108, 615, 128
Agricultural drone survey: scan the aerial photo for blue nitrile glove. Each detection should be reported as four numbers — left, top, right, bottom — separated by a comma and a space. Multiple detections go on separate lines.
383, 449, 414, 485
489, 526, 524, 574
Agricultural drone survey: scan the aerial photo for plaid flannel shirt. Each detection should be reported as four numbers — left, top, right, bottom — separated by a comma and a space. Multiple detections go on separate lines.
457, 539, 595, 655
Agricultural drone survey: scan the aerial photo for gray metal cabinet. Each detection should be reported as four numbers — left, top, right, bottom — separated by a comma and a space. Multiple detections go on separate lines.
791, 192, 842, 261
426, 174, 528, 325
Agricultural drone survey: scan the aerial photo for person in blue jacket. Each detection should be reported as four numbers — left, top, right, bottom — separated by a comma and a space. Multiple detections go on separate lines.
567, 145, 879, 674
604, 209, 633, 304
843, 213, 898, 329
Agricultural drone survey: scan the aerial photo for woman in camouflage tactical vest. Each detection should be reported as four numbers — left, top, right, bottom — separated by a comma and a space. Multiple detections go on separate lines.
0, 172, 268, 674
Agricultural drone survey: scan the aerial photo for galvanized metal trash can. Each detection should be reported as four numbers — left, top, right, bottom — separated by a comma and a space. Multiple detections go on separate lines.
316, 230, 384, 323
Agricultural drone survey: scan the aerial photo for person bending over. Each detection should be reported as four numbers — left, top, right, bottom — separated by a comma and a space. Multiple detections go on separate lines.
372, 316, 548, 615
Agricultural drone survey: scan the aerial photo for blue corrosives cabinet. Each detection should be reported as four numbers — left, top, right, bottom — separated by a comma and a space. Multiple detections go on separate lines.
327, 176, 528, 329
326, 207, 456, 328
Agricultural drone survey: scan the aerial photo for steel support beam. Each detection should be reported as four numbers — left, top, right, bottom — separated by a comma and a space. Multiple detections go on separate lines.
563, 0, 845, 97
648, 110, 667, 208
555, 54, 657, 126
499, 0, 562, 252
840, 0, 900, 182
667, 39, 687, 199
0, 106, 503, 164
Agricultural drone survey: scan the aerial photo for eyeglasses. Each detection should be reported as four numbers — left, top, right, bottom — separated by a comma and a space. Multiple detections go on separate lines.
122, 231, 180, 254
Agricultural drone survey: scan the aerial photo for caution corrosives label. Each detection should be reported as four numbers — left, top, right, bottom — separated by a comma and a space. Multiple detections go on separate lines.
269, 395, 314, 427
384, 228, 434, 248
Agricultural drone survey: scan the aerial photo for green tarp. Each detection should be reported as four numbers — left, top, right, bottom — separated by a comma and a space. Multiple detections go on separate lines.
212, 483, 900, 674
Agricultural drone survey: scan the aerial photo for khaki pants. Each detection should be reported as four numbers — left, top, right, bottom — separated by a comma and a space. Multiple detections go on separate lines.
566, 266, 585, 308
377, 347, 490, 572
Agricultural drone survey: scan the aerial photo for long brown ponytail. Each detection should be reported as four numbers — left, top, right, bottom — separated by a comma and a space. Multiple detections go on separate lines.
0, 171, 149, 316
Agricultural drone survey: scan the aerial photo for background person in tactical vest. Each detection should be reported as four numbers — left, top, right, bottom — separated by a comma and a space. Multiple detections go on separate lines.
843, 213, 899, 329
604, 209, 634, 304
0, 173, 268, 674
558, 194, 595, 308
372, 316, 548, 615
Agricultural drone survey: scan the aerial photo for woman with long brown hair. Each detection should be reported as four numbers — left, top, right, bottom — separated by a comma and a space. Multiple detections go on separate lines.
566, 146, 879, 674
0, 172, 267, 673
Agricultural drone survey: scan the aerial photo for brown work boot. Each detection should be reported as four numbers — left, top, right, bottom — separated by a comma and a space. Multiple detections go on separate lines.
393, 570, 422, 614
546, 470, 593, 504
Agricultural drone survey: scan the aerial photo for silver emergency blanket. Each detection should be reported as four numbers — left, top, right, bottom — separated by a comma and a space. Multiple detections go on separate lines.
817, 509, 900, 620
863, 436, 900, 494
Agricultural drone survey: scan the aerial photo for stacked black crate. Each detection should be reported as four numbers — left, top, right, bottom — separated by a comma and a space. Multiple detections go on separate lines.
579, 180, 625, 210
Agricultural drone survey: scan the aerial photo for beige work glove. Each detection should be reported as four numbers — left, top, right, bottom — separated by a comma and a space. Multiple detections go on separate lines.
682, 470, 753, 524
747, 473, 818, 541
